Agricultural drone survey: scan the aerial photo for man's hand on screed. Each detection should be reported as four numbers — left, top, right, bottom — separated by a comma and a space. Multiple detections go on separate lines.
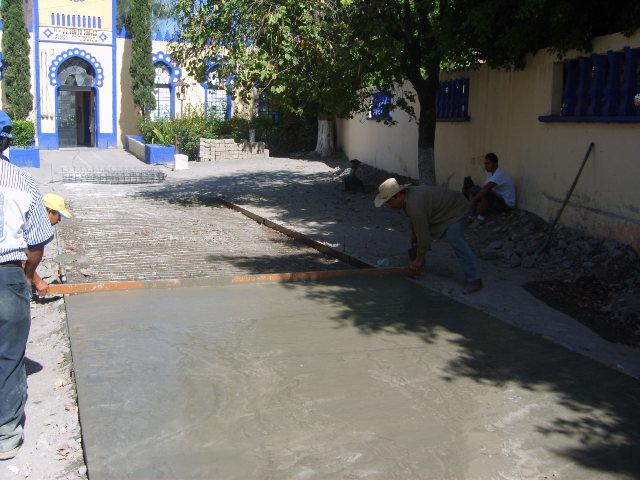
409, 255, 425, 273
34, 277, 50, 296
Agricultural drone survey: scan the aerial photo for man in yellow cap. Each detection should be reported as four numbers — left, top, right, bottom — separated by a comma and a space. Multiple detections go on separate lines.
43, 193, 72, 226
375, 178, 482, 293
32, 194, 72, 295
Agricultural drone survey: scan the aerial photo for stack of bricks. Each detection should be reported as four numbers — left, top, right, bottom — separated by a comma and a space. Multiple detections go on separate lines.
199, 138, 270, 162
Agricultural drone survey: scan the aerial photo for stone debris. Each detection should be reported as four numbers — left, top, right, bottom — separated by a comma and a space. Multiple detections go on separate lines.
465, 208, 640, 345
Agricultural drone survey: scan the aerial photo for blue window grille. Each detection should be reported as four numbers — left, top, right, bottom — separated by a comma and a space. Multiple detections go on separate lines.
436, 78, 470, 121
540, 46, 640, 123
369, 92, 392, 120
257, 93, 281, 124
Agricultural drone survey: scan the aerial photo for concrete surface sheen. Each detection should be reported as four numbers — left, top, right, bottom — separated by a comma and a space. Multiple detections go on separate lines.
65, 277, 640, 480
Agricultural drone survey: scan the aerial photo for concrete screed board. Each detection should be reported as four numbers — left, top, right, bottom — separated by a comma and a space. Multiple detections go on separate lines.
64, 276, 640, 480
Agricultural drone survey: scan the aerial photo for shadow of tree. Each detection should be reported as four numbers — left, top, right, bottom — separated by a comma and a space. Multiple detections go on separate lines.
308, 274, 640, 476
135, 170, 639, 475
134, 169, 410, 263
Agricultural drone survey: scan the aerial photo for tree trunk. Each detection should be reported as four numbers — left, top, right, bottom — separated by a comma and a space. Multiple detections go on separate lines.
315, 111, 335, 157
412, 63, 440, 186
417, 107, 437, 186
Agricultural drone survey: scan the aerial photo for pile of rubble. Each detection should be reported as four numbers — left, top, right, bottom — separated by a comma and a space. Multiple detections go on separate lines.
468, 210, 640, 346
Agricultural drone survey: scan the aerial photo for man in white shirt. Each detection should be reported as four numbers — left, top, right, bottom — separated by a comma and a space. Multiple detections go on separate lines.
0, 111, 55, 460
469, 153, 516, 224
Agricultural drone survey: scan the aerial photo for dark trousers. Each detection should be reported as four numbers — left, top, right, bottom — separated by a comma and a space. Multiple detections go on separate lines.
0, 265, 31, 452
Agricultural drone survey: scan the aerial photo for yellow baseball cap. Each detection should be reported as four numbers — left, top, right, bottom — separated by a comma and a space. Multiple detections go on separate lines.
43, 193, 72, 218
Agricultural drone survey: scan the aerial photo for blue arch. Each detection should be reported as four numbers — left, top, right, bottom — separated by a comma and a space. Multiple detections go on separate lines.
152, 51, 182, 84
48, 48, 105, 87
152, 51, 182, 119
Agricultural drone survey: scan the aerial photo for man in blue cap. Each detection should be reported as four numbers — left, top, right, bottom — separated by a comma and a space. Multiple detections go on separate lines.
0, 110, 55, 460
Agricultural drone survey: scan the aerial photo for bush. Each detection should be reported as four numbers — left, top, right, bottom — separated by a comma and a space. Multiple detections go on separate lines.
12, 120, 35, 147
138, 112, 317, 161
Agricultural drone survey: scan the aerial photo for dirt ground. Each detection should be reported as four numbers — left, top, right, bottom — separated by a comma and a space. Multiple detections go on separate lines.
0, 244, 86, 479
5, 150, 638, 478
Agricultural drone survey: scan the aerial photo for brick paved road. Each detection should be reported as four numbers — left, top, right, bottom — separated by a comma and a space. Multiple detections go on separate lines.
57, 183, 344, 283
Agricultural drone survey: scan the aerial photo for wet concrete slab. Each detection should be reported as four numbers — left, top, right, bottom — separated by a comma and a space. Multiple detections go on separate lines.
65, 276, 640, 480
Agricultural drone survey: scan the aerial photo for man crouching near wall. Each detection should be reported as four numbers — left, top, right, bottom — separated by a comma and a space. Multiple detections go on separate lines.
375, 178, 483, 294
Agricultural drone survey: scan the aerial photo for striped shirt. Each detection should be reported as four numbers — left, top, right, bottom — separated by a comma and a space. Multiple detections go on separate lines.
0, 156, 54, 262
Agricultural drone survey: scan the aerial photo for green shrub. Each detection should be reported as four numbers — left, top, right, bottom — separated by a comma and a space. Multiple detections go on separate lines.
12, 120, 35, 147
137, 112, 317, 161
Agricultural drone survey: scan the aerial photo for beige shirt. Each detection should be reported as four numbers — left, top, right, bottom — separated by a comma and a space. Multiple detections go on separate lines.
403, 186, 470, 256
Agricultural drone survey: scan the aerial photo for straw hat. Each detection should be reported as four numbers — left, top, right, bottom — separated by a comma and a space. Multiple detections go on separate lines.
374, 178, 411, 207
43, 193, 72, 218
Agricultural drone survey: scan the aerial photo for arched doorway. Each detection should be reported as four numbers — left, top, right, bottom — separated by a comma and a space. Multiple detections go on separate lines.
56, 57, 96, 147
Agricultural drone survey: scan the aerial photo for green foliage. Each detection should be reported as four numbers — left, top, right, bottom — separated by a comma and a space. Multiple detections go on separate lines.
350, 0, 640, 184
170, 0, 366, 155
129, 0, 156, 117
138, 113, 315, 161
11, 120, 35, 146
1, 0, 33, 120
117, 0, 172, 32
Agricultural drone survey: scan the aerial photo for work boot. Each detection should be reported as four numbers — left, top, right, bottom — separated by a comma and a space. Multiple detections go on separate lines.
0, 439, 23, 461
463, 279, 483, 294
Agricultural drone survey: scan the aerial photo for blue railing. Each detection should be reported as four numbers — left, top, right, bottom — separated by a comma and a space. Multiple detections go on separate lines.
437, 78, 470, 121
540, 46, 640, 123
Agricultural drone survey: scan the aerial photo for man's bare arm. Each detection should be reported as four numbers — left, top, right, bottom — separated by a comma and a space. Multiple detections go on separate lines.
24, 247, 44, 284
470, 181, 497, 205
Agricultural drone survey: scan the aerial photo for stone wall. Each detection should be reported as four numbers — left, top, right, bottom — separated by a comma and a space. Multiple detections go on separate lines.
199, 138, 269, 162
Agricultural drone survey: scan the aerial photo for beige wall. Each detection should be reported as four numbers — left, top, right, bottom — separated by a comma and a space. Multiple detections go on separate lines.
338, 31, 640, 250
116, 38, 212, 145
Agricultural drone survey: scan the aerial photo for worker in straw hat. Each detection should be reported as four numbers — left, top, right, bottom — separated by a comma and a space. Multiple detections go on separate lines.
31, 194, 72, 296
374, 178, 483, 293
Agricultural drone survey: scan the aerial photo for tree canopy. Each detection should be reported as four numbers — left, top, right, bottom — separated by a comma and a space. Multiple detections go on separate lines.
129, 0, 156, 117
1, 0, 33, 120
350, 0, 640, 183
172, 0, 640, 172
171, 0, 368, 155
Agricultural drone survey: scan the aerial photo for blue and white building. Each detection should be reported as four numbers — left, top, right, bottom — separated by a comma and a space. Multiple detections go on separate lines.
0, 0, 233, 149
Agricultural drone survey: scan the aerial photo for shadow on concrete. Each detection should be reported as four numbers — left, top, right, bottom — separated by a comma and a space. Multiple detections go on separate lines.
134, 171, 640, 476
187, 249, 640, 477
133, 169, 407, 247
305, 276, 640, 477
25, 357, 43, 376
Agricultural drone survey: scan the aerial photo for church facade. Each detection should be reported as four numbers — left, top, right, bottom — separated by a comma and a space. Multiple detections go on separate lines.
0, 0, 230, 149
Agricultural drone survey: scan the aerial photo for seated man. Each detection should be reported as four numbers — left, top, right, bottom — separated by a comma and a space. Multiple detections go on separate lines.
344, 158, 364, 192
468, 153, 516, 224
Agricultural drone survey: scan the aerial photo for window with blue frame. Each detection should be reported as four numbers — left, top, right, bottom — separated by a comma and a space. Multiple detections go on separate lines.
369, 92, 392, 120
539, 46, 640, 123
257, 92, 281, 124
436, 78, 470, 121
204, 68, 229, 120
151, 62, 172, 120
